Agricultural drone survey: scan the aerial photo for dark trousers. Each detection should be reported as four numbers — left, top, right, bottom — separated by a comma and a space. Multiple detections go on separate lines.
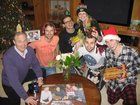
1, 69, 37, 105
2, 85, 20, 105
107, 84, 137, 105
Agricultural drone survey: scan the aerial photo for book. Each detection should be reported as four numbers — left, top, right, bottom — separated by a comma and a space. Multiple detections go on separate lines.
40, 83, 87, 105
25, 30, 40, 42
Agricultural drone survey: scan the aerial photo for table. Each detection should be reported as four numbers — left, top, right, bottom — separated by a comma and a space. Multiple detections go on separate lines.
41, 73, 101, 105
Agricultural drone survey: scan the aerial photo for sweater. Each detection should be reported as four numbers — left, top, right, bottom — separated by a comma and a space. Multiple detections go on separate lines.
2, 46, 42, 100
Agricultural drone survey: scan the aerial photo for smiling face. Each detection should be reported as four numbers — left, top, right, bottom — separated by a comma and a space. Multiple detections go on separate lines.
78, 11, 88, 22
13, 33, 28, 53
45, 25, 55, 40
84, 37, 96, 52
105, 39, 119, 50
63, 17, 74, 30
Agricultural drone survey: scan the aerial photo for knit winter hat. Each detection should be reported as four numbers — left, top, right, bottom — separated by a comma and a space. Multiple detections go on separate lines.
102, 26, 121, 41
76, 4, 88, 15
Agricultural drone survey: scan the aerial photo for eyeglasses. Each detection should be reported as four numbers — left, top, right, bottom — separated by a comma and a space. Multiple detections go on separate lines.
64, 19, 73, 24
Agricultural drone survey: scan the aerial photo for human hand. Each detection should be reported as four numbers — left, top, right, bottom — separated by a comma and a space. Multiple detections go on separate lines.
92, 77, 99, 84
103, 77, 109, 82
25, 96, 37, 105
92, 71, 100, 76
91, 29, 98, 38
81, 64, 87, 72
71, 41, 77, 46
118, 78, 126, 83
37, 77, 43, 86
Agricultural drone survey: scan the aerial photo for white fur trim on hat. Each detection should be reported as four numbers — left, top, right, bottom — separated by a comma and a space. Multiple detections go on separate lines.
103, 34, 121, 41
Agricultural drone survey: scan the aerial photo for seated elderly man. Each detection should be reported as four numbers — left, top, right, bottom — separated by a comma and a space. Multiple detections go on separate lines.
2, 32, 43, 105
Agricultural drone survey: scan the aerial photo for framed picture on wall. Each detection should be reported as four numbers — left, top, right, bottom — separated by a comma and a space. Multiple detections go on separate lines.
49, 0, 70, 27
25, 30, 40, 42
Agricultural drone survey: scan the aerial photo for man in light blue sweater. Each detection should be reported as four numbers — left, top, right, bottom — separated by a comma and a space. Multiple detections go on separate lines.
2, 32, 43, 105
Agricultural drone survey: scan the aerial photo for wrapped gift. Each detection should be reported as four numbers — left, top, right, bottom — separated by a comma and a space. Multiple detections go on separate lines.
104, 64, 127, 80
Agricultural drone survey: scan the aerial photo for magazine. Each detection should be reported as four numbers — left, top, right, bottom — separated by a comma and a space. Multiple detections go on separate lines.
25, 30, 40, 42
40, 83, 87, 105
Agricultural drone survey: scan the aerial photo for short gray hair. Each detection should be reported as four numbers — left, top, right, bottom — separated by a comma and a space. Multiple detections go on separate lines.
13, 32, 27, 41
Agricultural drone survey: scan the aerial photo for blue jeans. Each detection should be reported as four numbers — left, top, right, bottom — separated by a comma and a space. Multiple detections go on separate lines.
41, 67, 56, 77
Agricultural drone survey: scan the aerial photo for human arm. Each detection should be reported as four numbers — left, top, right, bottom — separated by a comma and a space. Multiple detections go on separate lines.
103, 49, 115, 82
53, 44, 60, 57
30, 47, 43, 80
126, 50, 140, 76
91, 18, 102, 37
73, 40, 83, 54
77, 48, 88, 73
104, 47, 140, 82
58, 32, 66, 53
3, 54, 28, 100
116, 48, 140, 81
118, 49, 140, 82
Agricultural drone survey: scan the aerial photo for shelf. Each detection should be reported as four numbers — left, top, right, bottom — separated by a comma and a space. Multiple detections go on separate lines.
99, 23, 140, 38
118, 30, 140, 38
99, 23, 140, 49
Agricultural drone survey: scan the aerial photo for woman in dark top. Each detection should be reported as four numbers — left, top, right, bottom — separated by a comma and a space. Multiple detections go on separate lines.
76, 4, 102, 41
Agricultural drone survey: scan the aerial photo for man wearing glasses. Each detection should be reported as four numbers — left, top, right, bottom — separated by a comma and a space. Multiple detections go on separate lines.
59, 11, 78, 53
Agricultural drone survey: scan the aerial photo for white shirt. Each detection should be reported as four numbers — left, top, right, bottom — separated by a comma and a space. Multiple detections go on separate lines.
14, 46, 27, 58
78, 45, 105, 69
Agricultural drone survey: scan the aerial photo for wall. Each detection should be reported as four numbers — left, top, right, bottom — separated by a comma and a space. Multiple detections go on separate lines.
131, 0, 140, 20
70, 0, 81, 22
25, 0, 140, 28
33, 0, 46, 29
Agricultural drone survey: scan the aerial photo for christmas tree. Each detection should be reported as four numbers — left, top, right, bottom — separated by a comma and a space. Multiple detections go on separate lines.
0, 0, 32, 52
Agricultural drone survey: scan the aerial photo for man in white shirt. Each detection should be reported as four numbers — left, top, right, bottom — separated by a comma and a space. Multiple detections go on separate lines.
77, 31, 106, 90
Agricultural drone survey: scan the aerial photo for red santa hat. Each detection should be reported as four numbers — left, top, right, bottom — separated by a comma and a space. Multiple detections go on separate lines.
102, 26, 121, 41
